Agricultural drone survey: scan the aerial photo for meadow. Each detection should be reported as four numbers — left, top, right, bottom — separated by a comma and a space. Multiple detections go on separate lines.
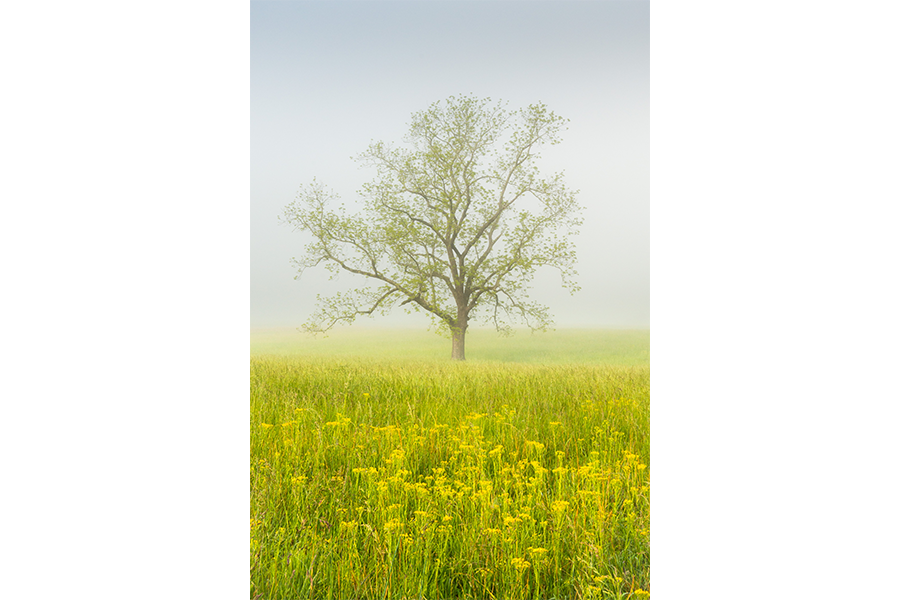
251, 329, 650, 599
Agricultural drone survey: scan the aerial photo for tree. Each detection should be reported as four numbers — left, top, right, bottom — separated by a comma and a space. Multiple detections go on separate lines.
281, 95, 582, 360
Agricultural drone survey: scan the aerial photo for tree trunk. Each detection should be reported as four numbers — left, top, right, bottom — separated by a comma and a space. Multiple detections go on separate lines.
451, 325, 467, 361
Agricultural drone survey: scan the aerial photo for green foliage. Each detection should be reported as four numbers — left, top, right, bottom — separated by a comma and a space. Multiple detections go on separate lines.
251, 358, 649, 599
281, 96, 583, 356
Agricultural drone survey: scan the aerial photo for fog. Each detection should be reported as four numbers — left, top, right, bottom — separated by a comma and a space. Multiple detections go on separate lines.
251, 1, 649, 330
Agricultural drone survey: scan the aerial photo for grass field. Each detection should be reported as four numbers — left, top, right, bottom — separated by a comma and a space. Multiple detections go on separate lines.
251, 329, 650, 599
251, 328, 650, 366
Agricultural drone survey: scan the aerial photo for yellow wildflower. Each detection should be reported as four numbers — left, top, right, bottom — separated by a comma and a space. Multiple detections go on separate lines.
384, 519, 404, 531
510, 557, 531, 572
503, 515, 521, 528
517, 512, 534, 523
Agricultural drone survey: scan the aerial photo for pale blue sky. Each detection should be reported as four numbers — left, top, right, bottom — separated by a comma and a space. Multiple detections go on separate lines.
251, 0, 649, 329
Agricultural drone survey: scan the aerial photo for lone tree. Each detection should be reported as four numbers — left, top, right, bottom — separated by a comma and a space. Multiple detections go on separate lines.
282, 96, 582, 360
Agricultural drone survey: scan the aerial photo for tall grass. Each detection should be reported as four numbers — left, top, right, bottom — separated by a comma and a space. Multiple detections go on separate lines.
251, 357, 650, 599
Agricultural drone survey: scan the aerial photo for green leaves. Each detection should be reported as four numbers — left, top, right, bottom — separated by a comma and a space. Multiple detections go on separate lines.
283, 96, 583, 339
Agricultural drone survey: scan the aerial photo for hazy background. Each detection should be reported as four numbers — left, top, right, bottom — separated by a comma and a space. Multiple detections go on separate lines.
251, 0, 649, 329
6, 2, 899, 599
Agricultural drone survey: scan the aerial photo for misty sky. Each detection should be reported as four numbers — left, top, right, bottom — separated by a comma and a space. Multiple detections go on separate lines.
251, 0, 649, 329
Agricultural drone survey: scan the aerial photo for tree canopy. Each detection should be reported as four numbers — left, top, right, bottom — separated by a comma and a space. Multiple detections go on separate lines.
281, 95, 582, 360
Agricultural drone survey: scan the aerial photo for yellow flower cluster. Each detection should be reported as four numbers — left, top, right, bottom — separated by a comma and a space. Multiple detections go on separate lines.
256, 402, 649, 589
325, 414, 352, 428
510, 557, 531, 572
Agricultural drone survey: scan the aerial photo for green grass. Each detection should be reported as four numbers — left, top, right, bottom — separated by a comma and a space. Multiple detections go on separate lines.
251, 327, 650, 366
250, 336, 650, 599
